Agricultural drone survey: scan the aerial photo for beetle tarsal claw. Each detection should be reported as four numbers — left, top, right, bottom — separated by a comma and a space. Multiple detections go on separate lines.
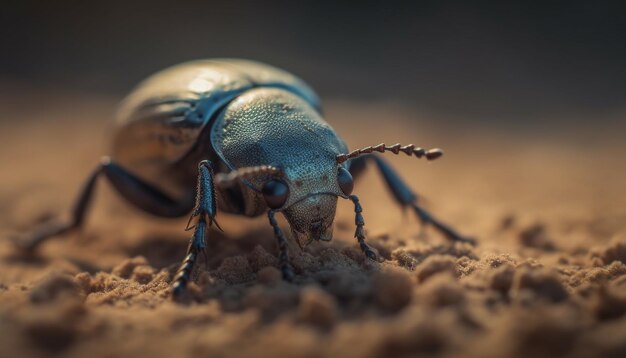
336, 143, 444, 163
184, 215, 196, 231
185, 212, 221, 232
211, 218, 224, 232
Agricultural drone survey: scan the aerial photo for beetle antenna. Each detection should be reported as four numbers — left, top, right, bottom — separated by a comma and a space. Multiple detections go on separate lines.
336, 143, 443, 164
215, 165, 284, 188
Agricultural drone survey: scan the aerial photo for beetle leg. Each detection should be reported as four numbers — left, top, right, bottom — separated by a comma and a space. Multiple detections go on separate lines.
184, 160, 220, 231
172, 160, 218, 300
348, 195, 379, 261
14, 163, 102, 251
214, 165, 284, 188
348, 155, 476, 245
171, 218, 207, 299
16, 157, 190, 252
268, 210, 294, 282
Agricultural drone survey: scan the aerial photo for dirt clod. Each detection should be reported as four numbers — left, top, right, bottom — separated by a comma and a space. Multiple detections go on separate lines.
518, 223, 556, 251
112, 256, 150, 279
216, 256, 254, 284
514, 268, 569, 303
416, 255, 458, 282
489, 263, 515, 295
297, 286, 337, 328
372, 268, 413, 312
591, 286, 626, 321
596, 241, 626, 265
29, 273, 82, 304
257, 266, 282, 284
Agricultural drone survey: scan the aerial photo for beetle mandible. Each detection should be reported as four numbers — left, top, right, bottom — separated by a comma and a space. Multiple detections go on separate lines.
20, 59, 474, 298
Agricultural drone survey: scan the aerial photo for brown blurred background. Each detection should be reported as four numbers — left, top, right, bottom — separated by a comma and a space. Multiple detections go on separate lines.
1, 0, 625, 129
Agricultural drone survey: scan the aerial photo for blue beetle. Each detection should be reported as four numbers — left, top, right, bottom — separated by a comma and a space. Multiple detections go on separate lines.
21, 59, 474, 298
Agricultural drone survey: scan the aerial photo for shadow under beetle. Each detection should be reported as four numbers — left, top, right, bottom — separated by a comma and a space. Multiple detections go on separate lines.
19, 59, 474, 299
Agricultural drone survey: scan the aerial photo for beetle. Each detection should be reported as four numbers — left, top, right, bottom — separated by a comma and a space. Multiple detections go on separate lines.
20, 59, 474, 299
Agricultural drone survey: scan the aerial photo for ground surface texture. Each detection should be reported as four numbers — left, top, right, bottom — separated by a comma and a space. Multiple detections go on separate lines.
1, 91, 625, 358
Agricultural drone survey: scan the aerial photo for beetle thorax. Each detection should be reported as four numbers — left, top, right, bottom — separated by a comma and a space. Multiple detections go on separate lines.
211, 87, 349, 206
210, 86, 351, 245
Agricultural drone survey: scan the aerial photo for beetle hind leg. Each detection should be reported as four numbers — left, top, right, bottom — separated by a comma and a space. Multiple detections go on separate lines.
15, 157, 190, 252
349, 155, 475, 245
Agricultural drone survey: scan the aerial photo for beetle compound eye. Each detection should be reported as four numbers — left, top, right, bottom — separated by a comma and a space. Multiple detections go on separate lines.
337, 167, 354, 195
262, 180, 289, 209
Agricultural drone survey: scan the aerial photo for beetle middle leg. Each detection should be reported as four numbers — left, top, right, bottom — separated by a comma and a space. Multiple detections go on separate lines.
349, 155, 475, 245
171, 160, 219, 299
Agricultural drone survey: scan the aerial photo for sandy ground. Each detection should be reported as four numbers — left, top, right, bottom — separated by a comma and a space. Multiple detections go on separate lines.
1, 87, 625, 357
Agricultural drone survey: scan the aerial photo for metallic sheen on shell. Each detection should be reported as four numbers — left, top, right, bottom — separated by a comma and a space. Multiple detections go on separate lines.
111, 59, 350, 244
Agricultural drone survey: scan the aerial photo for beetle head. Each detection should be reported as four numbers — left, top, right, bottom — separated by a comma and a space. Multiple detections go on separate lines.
282, 194, 337, 248
263, 165, 353, 248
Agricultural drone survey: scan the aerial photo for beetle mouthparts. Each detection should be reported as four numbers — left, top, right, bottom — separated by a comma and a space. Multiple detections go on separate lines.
310, 219, 323, 231
294, 233, 314, 249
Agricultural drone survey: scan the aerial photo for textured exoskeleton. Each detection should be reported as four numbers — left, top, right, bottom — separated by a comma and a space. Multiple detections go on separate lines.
20, 59, 474, 299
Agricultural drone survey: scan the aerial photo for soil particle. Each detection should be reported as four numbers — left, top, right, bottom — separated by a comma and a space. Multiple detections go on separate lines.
416, 255, 458, 282
590, 286, 626, 321
29, 272, 82, 304
257, 266, 282, 285
216, 256, 254, 284
372, 267, 413, 312
297, 286, 338, 329
518, 223, 557, 251
488, 263, 516, 295
594, 240, 626, 265
513, 268, 569, 303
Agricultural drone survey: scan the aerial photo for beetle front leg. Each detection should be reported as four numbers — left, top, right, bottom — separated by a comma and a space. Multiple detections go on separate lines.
349, 195, 378, 261
171, 160, 218, 300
